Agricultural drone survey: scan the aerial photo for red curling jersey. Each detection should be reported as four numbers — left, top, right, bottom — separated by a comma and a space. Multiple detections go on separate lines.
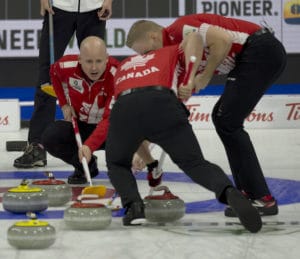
50, 54, 119, 151
114, 45, 185, 97
163, 13, 261, 75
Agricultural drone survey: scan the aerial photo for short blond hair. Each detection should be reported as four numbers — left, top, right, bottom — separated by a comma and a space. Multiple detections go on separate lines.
126, 20, 163, 48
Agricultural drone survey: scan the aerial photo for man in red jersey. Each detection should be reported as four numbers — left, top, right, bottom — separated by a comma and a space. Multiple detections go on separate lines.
41, 36, 118, 184
126, 13, 287, 217
13, 0, 113, 169
105, 44, 262, 233
42, 36, 160, 185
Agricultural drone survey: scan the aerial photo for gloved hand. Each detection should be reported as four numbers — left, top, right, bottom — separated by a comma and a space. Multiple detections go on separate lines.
147, 160, 163, 187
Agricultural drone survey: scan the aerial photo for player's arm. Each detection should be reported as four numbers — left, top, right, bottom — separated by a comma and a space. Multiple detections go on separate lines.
180, 31, 203, 83
178, 34, 203, 100
98, 0, 113, 20
195, 25, 233, 92
132, 141, 155, 172
40, 0, 54, 16
50, 64, 73, 121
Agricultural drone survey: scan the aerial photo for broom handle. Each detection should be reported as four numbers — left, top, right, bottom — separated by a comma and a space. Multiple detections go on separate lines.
67, 96, 93, 186
48, 0, 54, 65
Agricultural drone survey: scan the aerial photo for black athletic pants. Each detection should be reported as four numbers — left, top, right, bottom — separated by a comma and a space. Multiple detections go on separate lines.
41, 120, 105, 170
106, 88, 233, 208
29, 7, 106, 144
212, 31, 287, 199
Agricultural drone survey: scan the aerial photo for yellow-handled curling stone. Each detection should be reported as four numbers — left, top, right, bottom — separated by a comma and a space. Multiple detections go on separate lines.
31, 172, 72, 206
144, 185, 185, 223
3, 179, 48, 213
7, 212, 56, 249
64, 196, 112, 230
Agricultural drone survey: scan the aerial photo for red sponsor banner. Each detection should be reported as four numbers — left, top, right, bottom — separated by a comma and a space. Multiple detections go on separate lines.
185, 95, 300, 129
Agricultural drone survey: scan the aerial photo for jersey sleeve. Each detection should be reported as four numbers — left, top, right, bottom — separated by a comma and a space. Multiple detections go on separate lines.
50, 62, 68, 107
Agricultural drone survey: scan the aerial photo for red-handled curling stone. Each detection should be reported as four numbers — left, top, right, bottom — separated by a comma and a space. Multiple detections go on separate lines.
31, 171, 72, 206
3, 179, 48, 213
144, 185, 185, 223
64, 196, 112, 230
7, 212, 56, 249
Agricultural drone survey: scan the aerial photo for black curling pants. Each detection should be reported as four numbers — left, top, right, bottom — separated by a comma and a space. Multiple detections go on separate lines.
106, 87, 233, 208
41, 120, 105, 169
212, 31, 287, 199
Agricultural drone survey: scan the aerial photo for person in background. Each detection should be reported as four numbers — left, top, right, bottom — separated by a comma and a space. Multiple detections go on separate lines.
42, 36, 117, 184
14, 0, 113, 168
42, 36, 162, 185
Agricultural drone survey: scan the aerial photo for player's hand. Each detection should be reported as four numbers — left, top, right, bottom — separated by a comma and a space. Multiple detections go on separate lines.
79, 145, 92, 163
194, 74, 211, 93
40, 0, 55, 16
132, 153, 146, 173
97, 0, 112, 20
61, 104, 75, 122
178, 81, 194, 100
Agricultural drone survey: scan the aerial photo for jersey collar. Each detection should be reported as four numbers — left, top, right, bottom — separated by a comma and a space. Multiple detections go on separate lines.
162, 29, 173, 47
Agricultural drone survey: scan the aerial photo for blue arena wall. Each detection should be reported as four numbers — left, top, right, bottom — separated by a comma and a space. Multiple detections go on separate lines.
0, 83, 299, 121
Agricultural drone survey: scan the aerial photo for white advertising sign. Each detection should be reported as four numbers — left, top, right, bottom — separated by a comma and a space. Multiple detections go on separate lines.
0, 0, 299, 56
0, 19, 172, 57
186, 95, 300, 129
194, 0, 300, 53
0, 99, 20, 132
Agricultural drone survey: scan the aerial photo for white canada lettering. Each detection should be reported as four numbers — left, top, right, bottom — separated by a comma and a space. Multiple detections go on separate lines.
116, 66, 160, 85
135, 72, 143, 77
127, 73, 134, 79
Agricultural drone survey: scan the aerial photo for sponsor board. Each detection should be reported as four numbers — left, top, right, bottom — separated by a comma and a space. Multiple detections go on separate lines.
194, 0, 300, 53
0, 99, 20, 132
0, 1, 299, 56
0, 19, 171, 57
186, 95, 300, 129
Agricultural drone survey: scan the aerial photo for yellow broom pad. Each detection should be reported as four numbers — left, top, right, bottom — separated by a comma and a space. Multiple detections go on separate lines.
41, 84, 57, 97
81, 185, 107, 197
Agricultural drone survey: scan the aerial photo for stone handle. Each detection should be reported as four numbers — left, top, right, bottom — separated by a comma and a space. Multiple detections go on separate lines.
152, 185, 170, 193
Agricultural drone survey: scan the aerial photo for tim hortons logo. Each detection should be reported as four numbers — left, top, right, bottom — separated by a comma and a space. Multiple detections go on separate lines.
186, 104, 274, 123
0, 115, 9, 126
186, 104, 210, 122
246, 109, 273, 122
286, 102, 300, 120
120, 54, 155, 71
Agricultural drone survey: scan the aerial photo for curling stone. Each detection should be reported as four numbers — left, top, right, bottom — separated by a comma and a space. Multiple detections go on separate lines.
3, 180, 48, 213
64, 200, 112, 230
144, 186, 185, 223
7, 212, 56, 249
31, 172, 72, 206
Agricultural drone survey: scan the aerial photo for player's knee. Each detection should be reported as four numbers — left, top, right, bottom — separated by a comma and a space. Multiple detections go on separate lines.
176, 156, 206, 172
41, 124, 57, 150
212, 105, 226, 130
212, 108, 237, 136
